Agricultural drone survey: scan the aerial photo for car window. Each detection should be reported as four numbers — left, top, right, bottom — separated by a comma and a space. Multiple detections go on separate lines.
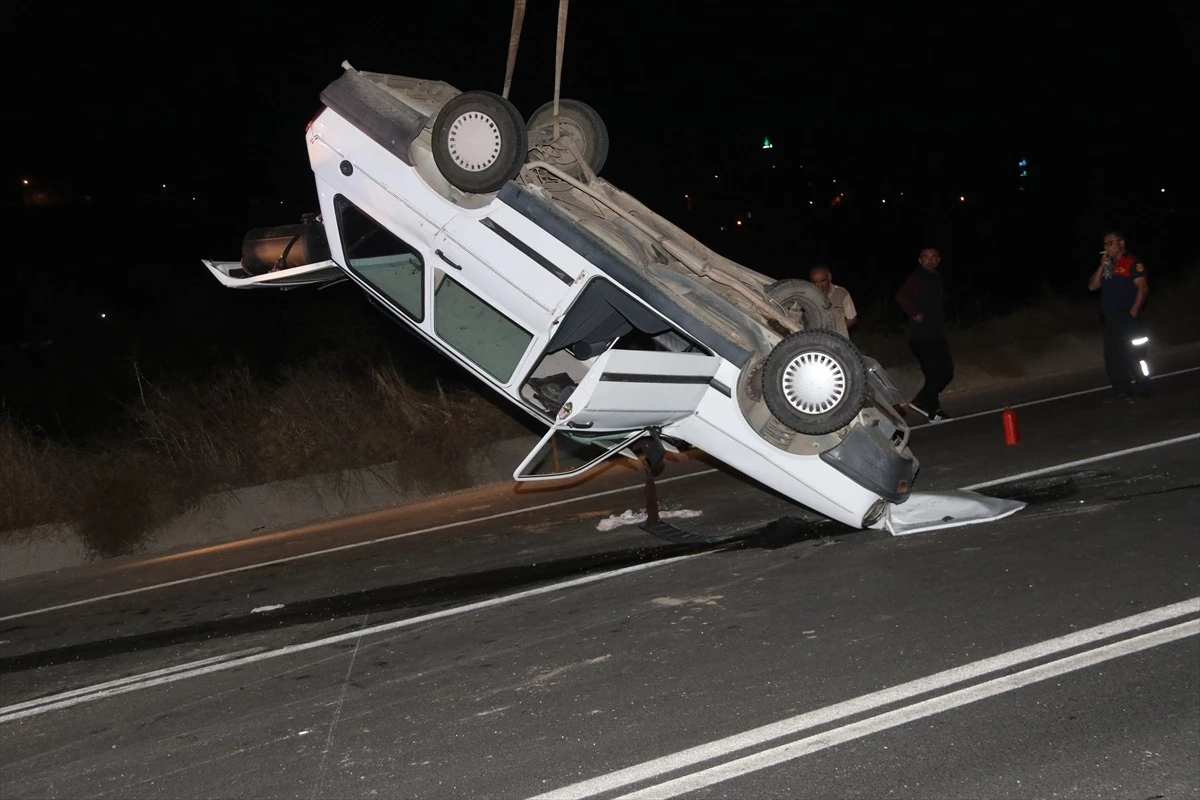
434, 273, 532, 383
335, 196, 424, 321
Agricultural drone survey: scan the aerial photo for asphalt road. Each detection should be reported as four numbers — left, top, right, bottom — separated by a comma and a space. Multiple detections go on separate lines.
1, 362, 1198, 799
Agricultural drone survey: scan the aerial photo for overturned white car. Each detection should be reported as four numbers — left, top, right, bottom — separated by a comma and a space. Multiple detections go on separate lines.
202, 62, 919, 540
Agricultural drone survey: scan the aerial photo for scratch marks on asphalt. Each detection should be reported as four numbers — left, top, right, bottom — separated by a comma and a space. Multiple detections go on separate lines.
0, 554, 707, 723
526, 655, 612, 690
651, 596, 723, 608
312, 613, 369, 799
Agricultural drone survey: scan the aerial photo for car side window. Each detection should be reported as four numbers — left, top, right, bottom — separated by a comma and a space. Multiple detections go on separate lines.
335, 195, 424, 321
434, 273, 532, 383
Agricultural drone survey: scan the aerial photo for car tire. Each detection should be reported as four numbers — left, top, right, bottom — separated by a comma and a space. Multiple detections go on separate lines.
432, 91, 528, 194
526, 98, 609, 177
761, 329, 868, 435
765, 278, 836, 331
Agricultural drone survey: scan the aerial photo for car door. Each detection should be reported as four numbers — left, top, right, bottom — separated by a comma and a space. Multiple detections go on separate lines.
434, 204, 582, 332
201, 259, 345, 290
513, 347, 722, 481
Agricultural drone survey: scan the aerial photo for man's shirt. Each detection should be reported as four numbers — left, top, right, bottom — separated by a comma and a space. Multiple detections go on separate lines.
1101, 254, 1147, 316
829, 284, 857, 337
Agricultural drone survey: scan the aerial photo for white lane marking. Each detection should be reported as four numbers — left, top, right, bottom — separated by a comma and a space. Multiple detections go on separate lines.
4, 368, 1198, 623
610, 620, 1199, 800
0, 471, 715, 623
959, 433, 1200, 491
913, 365, 1200, 427
0, 553, 704, 724
0, 647, 264, 714
528, 596, 1200, 800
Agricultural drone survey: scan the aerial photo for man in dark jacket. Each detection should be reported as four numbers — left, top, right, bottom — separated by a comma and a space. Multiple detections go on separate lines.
895, 247, 954, 421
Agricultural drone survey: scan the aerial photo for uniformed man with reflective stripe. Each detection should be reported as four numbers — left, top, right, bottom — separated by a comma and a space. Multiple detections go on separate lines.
1088, 230, 1152, 398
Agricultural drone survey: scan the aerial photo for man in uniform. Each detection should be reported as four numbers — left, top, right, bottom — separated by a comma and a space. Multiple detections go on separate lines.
1088, 230, 1152, 398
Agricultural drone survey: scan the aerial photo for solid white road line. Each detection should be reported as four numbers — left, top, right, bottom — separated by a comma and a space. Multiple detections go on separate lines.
0, 470, 716, 623
0, 553, 704, 724
959, 432, 1200, 491
528, 596, 1199, 800
912, 365, 1200, 427
0, 647, 264, 714
4, 368, 1197, 623
610, 620, 1199, 800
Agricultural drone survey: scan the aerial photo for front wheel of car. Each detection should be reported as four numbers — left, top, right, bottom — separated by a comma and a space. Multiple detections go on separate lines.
432, 91, 528, 194
761, 329, 868, 435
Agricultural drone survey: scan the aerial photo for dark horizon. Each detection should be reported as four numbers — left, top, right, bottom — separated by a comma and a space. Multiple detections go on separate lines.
5, 1, 1199, 440
10, 3, 1199, 199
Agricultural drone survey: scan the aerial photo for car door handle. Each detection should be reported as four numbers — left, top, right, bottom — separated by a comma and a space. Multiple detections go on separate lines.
566, 420, 593, 429
435, 249, 462, 270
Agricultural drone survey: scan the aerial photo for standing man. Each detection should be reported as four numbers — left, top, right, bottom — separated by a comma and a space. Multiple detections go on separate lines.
808, 264, 858, 338
1089, 230, 1152, 398
895, 247, 954, 421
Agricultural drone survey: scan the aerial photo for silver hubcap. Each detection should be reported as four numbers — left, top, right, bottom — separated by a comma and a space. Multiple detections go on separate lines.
780, 351, 846, 414
446, 111, 502, 172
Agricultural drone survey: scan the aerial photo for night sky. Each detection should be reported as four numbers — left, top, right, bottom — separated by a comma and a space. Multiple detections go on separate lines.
5, 1, 1199, 435
9, 2, 1198, 207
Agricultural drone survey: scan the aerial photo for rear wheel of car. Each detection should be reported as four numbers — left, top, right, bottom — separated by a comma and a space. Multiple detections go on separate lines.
432, 91, 528, 194
761, 329, 868, 435
765, 278, 835, 331
526, 98, 609, 177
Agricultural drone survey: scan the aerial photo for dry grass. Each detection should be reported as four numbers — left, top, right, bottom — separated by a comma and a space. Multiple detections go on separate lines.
0, 409, 75, 533
1, 353, 534, 557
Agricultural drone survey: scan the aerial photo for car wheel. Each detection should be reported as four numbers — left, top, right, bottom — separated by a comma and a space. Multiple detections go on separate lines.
761, 329, 868, 435
432, 91, 528, 194
526, 98, 609, 177
765, 278, 835, 331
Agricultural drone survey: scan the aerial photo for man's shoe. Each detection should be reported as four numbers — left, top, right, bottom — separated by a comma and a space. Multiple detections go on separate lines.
930, 409, 952, 422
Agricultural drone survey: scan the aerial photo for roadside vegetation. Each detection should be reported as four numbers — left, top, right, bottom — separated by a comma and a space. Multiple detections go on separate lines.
1, 352, 534, 557
3, 265, 1197, 558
